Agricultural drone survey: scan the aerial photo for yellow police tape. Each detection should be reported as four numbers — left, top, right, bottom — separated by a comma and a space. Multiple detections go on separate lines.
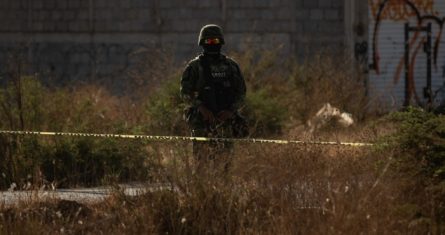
0, 130, 374, 147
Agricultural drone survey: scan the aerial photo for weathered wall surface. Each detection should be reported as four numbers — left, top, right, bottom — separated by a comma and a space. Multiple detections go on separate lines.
0, 0, 346, 85
368, 0, 445, 109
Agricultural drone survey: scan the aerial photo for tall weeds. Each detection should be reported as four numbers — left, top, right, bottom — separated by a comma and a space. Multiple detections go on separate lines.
0, 49, 370, 189
2, 49, 443, 234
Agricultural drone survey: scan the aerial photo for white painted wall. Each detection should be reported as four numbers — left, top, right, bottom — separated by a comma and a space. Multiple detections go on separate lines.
368, 0, 445, 110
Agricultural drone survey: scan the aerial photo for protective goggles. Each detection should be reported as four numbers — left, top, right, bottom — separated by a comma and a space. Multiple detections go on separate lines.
203, 38, 221, 45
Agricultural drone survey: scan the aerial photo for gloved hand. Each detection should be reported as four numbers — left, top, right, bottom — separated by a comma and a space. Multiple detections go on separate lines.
198, 105, 215, 123
217, 110, 234, 122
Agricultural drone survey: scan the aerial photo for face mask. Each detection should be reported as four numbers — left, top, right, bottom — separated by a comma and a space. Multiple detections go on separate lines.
203, 44, 222, 55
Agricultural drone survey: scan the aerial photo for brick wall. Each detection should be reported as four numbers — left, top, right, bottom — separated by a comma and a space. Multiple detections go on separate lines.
0, 0, 347, 85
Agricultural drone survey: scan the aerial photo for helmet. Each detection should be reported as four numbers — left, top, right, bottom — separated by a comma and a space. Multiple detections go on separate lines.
198, 24, 225, 46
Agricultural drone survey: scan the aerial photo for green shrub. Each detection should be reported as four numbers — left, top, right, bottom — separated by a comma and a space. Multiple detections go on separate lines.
388, 107, 445, 180
0, 77, 45, 130
0, 77, 154, 189
144, 76, 188, 136
244, 88, 287, 136
385, 107, 445, 232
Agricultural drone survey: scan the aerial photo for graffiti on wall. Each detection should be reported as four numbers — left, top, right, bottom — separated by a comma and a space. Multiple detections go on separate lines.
370, 0, 445, 105
370, 0, 435, 20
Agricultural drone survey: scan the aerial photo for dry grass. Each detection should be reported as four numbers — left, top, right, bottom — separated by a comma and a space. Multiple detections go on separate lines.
1, 138, 429, 234
0, 50, 443, 234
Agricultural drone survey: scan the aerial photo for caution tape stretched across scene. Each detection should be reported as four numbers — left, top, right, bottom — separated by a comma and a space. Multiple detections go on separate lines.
0, 130, 374, 147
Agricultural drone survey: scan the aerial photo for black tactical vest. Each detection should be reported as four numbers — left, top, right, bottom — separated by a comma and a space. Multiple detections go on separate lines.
197, 55, 236, 113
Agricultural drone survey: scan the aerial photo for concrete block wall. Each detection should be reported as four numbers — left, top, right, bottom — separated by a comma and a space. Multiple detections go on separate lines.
0, 0, 346, 86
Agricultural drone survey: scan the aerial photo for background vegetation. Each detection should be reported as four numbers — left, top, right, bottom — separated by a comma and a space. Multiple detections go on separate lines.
0, 50, 444, 234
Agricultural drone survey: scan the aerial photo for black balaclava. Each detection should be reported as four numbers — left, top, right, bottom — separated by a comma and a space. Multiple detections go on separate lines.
202, 44, 222, 57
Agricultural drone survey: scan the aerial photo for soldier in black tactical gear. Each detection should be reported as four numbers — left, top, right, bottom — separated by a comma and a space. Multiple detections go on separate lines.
181, 24, 247, 172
